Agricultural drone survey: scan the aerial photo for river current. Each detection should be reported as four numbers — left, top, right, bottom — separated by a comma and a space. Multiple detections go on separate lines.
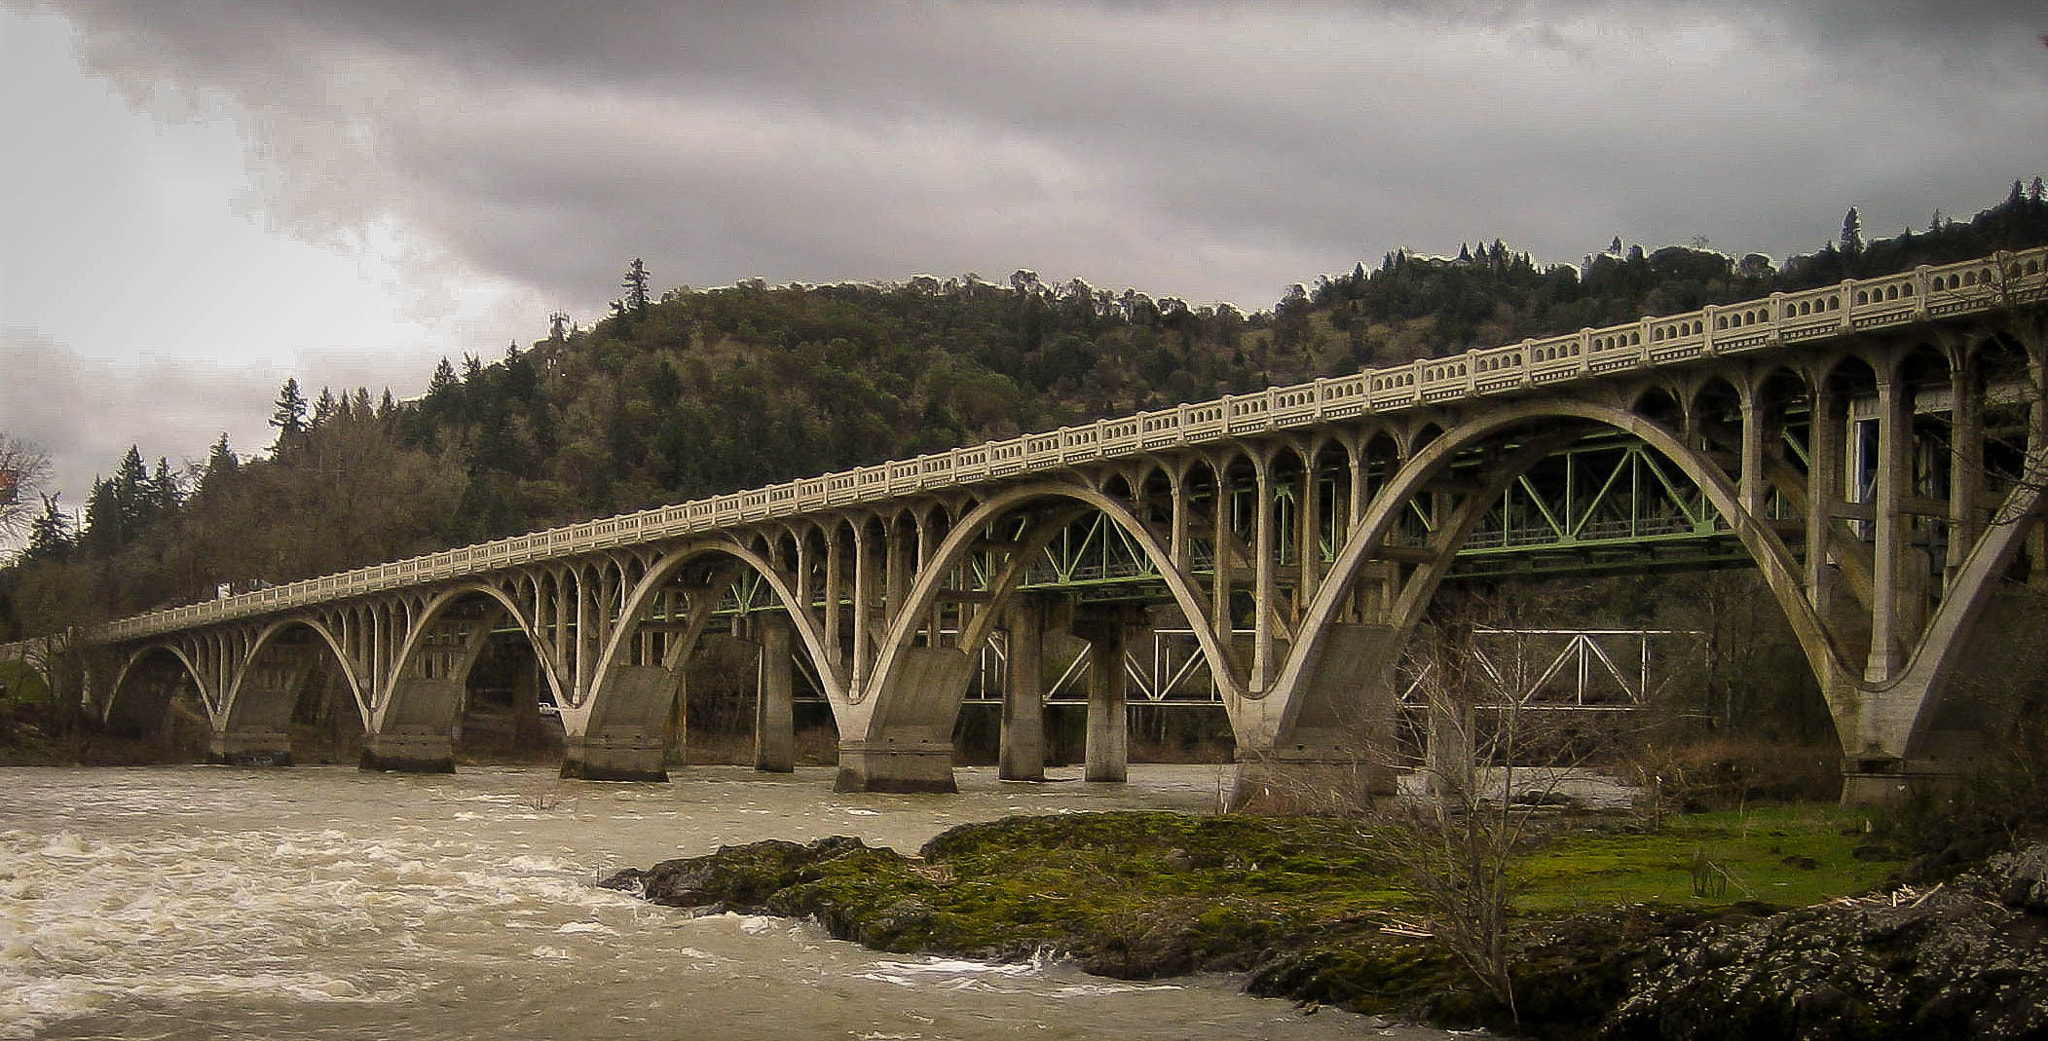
1, 764, 1456, 1040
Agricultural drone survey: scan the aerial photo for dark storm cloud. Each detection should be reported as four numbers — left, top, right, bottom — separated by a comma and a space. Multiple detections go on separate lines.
16, 0, 2047, 314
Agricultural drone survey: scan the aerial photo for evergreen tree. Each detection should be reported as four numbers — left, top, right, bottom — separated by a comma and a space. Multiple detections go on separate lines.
621, 258, 652, 319
24, 494, 72, 563
427, 357, 459, 398
1840, 207, 1864, 257
114, 445, 148, 527
206, 433, 238, 476
313, 386, 339, 428
150, 457, 182, 514
270, 378, 309, 450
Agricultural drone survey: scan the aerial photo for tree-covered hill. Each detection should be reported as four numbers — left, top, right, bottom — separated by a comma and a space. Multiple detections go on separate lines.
4, 184, 2046, 634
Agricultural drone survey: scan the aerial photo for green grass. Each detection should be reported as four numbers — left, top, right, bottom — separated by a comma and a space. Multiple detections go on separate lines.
764, 805, 1903, 967
0, 660, 49, 703
773, 806, 1902, 958
1514, 804, 1896, 913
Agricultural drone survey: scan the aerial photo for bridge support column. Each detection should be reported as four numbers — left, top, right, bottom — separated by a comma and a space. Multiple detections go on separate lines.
209, 727, 293, 767
835, 739, 956, 793
1074, 605, 1141, 783
754, 616, 795, 773
1000, 598, 1047, 781
562, 664, 673, 782
1229, 622, 1400, 810
562, 731, 669, 782
361, 729, 455, 773
835, 646, 971, 793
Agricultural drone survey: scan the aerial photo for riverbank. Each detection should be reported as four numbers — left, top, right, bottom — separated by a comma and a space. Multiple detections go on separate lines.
604, 808, 2048, 1040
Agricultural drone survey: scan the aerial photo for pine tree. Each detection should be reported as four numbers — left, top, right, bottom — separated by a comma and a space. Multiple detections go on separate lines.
270, 378, 309, 450
1840, 207, 1864, 256
313, 386, 339, 428
427, 357, 459, 398
151, 457, 182, 513
621, 258, 652, 319
206, 433, 238, 476
24, 494, 72, 563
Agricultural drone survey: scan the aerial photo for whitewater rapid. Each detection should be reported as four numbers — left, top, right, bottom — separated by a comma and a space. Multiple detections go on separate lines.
1, 764, 1451, 1040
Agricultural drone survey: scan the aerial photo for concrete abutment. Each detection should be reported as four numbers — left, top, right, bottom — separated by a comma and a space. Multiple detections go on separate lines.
562, 663, 675, 782
834, 646, 975, 793
209, 728, 294, 768
360, 730, 455, 773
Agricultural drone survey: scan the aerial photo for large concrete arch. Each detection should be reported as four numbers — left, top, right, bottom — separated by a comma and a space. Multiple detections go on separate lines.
869, 481, 1242, 709
1262, 398, 1855, 758
104, 642, 213, 736
837, 479, 1241, 792
220, 617, 365, 737
383, 583, 562, 712
561, 538, 845, 781
365, 583, 552, 772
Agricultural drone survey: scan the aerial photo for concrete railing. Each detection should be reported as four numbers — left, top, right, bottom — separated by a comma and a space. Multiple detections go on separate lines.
92, 247, 2048, 643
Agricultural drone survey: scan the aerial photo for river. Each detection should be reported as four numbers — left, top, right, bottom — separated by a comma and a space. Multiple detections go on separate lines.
1, 763, 1458, 1040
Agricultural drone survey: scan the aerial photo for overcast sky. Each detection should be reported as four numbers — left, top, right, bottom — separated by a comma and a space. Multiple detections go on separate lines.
2, 0, 2044, 529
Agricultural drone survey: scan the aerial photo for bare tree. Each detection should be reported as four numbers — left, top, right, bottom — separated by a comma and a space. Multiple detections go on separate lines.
0, 432, 52, 543
1240, 587, 1617, 1025
1374, 599, 1544, 1022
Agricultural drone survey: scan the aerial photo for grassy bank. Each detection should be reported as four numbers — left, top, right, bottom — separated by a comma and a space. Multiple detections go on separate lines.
607, 804, 1904, 1034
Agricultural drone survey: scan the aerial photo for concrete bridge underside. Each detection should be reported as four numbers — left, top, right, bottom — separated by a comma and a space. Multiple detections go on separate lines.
36, 249, 2048, 804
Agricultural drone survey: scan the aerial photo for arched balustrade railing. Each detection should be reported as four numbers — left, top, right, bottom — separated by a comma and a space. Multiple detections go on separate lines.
86, 246, 2047, 644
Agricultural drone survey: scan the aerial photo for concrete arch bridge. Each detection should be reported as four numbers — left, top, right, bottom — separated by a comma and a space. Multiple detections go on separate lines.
9, 247, 2045, 803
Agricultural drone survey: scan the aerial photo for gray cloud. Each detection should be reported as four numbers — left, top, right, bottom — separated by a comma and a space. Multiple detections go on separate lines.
1, 328, 279, 515
0, 328, 449, 521
15, 0, 2048, 316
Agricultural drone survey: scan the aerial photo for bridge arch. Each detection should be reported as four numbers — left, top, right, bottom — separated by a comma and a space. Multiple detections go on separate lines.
105, 642, 213, 737
1262, 396, 1855, 756
851, 480, 1241, 759
384, 583, 559, 710
220, 617, 366, 738
358, 582, 562, 773
582, 536, 844, 732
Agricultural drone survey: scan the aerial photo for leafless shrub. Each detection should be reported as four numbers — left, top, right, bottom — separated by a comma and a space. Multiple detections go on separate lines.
520, 779, 562, 811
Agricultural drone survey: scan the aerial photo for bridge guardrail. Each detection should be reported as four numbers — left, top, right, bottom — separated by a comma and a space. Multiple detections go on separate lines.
91, 246, 2048, 642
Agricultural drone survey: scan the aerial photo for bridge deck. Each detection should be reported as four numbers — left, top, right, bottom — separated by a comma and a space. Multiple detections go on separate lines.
82, 246, 2048, 643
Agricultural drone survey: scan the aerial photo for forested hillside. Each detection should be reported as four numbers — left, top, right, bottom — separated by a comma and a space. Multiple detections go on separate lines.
5, 185, 2047, 636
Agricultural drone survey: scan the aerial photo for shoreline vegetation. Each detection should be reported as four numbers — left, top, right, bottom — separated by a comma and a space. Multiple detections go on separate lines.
601, 808, 2048, 1041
